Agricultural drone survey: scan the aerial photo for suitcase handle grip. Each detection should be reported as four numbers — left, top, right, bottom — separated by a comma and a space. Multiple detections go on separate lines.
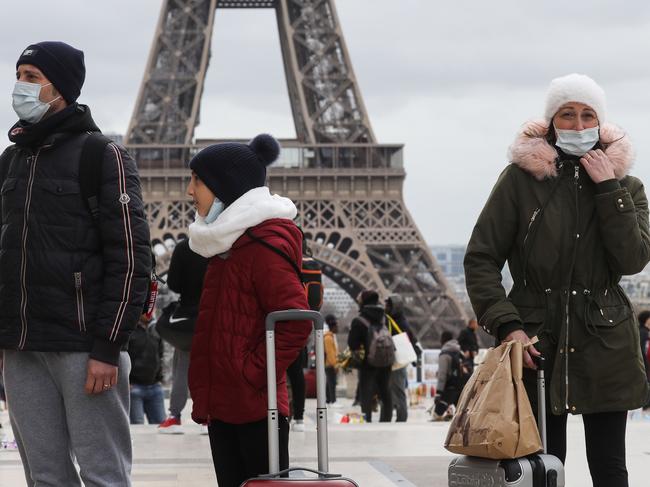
256, 467, 342, 480
265, 309, 324, 331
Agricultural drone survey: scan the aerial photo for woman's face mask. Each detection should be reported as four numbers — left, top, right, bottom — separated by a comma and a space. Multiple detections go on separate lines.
554, 126, 600, 157
12, 81, 60, 123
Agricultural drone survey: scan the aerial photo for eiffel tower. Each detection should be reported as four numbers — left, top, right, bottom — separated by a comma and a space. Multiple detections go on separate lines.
124, 0, 466, 345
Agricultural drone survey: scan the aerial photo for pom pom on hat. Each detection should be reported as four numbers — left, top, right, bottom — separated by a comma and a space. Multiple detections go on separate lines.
189, 134, 281, 207
249, 133, 280, 166
544, 73, 607, 124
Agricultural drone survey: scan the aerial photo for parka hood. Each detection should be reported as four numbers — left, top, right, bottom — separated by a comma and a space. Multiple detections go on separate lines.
360, 304, 386, 324
188, 186, 297, 258
508, 120, 634, 181
441, 339, 461, 354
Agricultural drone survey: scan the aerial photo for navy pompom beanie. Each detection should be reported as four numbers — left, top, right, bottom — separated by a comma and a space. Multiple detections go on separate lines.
16, 41, 86, 104
189, 134, 281, 207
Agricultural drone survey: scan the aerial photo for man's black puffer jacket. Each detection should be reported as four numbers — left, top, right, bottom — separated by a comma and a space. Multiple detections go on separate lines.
0, 104, 151, 366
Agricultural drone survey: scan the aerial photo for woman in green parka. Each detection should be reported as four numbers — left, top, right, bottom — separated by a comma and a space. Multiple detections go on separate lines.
465, 73, 650, 487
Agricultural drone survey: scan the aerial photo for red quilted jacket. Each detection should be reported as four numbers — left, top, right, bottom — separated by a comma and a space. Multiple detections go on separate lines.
188, 218, 311, 424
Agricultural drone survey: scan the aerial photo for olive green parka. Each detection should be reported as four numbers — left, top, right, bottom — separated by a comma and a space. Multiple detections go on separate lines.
464, 120, 650, 415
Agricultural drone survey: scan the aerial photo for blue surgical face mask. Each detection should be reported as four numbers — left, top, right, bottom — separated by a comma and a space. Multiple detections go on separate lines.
554, 125, 600, 157
203, 198, 225, 224
12, 81, 60, 124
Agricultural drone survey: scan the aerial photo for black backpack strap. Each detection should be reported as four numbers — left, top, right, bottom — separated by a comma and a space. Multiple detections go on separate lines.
245, 229, 302, 279
79, 133, 112, 224
0, 146, 18, 186
356, 315, 371, 328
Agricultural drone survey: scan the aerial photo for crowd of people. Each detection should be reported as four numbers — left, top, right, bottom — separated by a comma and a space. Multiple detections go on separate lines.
1, 38, 650, 487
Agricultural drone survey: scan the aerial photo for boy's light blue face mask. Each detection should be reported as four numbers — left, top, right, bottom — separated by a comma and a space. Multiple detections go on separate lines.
204, 198, 225, 224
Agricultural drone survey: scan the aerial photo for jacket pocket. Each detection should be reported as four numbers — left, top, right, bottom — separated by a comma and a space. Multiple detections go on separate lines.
74, 272, 86, 332
39, 178, 80, 196
0, 177, 17, 194
1, 177, 19, 219
36, 179, 83, 221
588, 304, 631, 328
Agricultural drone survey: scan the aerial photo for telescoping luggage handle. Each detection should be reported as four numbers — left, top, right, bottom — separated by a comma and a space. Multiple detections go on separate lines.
533, 355, 547, 453
265, 310, 327, 476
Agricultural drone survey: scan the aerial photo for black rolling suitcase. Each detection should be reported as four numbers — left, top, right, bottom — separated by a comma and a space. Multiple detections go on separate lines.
448, 357, 565, 486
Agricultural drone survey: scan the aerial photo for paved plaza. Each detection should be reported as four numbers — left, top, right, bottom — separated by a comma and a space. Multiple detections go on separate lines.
1, 399, 649, 486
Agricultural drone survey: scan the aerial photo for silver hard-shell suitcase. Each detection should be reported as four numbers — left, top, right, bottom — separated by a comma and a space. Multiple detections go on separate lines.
448, 356, 565, 487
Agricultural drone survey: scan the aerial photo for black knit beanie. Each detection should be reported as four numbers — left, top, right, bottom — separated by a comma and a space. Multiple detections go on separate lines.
16, 41, 86, 104
189, 134, 280, 207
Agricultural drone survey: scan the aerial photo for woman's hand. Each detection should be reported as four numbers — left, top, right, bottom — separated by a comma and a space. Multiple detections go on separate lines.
503, 329, 540, 369
580, 149, 616, 183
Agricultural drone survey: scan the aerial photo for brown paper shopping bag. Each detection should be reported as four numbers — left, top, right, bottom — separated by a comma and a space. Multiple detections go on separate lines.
444, 340, 542, 459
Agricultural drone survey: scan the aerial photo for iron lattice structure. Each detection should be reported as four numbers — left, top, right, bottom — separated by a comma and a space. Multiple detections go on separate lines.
126, 0, 466, 345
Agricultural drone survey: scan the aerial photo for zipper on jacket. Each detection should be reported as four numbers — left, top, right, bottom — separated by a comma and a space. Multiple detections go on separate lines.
74, 272, 86, 332
523, 208, 541, 245
522, 208, 541, 287
565, 293, 570, 409
18, 149, 42, 349
520, 173, 564, 289
564, 163, 581, 411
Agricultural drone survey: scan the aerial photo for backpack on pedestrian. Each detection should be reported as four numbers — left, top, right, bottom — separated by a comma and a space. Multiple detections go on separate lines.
358, 316, 395, 368
78, 133, 162, 317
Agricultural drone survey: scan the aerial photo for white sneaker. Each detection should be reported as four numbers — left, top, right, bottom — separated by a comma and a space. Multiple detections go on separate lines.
291, 420, 305, 432
200, 424, 209, 435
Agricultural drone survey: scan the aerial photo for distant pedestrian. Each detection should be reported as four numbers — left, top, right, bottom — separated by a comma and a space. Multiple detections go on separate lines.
128, 314, 165, 425
432, 331, 464, 421
0, 41, 150, 486
157, 238, 208, 434
286, 348, 308, 431
348, 290, 393, 422
457, 318, 479, 375
385, 294, 421, 422
324, 314, 340, 406
186, 134, 312, 487
639, 311, 650, 375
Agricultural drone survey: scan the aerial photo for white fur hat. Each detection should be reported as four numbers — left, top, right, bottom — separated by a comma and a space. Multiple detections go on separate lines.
544, 73, 607, 124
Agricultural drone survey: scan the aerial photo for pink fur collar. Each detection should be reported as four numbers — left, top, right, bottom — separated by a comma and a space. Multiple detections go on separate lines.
508, 120, 634, 180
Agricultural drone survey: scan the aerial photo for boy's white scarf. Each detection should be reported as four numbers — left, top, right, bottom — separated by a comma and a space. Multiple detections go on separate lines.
188, 186, 297, 258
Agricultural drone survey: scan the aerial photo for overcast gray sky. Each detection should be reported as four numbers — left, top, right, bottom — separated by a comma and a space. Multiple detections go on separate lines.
1, 0, 649, 245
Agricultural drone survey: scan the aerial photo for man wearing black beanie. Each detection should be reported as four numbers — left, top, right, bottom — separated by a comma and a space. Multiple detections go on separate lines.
0, 41, 151, 486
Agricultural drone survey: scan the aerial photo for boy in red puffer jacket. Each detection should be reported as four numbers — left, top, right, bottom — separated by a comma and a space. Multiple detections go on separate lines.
186, 134, 311, 487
